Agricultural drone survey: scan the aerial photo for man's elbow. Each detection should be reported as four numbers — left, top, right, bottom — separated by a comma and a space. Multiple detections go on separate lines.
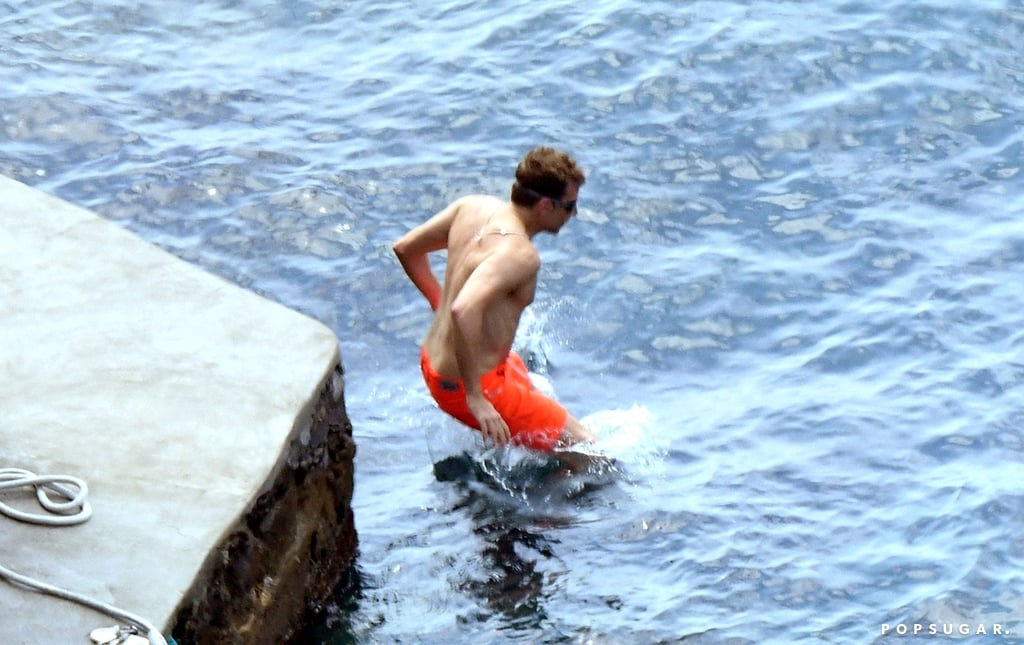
449, 299, 465, 321
392, 238, 407, 259
393, 239, 417, 272
449, 297, 473, 325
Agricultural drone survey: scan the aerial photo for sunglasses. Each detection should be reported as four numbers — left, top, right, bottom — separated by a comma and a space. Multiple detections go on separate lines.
548, 196, 577, 213
521, 185, 577, 213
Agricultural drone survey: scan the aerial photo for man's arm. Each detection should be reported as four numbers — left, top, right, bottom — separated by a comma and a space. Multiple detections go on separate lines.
392, 201, 460, 310
450, 248, 540, 445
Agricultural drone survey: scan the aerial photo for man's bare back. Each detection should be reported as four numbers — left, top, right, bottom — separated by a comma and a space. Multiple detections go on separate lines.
422, 195, 539, 379
393, 146, 595, 449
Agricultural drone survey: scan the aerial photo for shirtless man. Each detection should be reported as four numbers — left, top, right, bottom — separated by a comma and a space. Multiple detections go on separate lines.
393, 146, 596, 451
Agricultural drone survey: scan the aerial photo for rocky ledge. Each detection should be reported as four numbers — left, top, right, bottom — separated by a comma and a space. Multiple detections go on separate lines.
0, 175, 359, 645
170, 361, 357, 645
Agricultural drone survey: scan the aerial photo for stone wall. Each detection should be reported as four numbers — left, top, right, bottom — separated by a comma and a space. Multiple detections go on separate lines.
170, 362, 357, 645
0, 174, 357, 644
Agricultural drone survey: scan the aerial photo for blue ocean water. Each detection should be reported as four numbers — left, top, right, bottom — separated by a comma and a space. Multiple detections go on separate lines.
4, 0, 1024, 642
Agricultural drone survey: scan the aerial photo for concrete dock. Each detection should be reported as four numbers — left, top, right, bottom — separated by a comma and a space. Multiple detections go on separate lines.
0, 176, 357, 644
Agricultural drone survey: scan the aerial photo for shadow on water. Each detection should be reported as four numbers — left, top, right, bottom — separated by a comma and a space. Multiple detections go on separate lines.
432, 448, 622, 503
431, 448, 625, 635
295, 448, 626, 645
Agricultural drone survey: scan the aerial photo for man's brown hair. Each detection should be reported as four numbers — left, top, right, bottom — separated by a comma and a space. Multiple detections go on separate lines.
511, 146, 586, 206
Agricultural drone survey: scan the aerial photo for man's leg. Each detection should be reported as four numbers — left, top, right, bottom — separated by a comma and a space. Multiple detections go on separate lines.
497, 352, 598, 450
559, 413, 597, 445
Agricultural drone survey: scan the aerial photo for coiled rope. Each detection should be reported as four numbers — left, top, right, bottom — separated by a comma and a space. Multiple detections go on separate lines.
0, 467, 168, 645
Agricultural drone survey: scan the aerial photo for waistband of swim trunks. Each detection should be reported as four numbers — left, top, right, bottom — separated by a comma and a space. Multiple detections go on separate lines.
421, 346, 463, 393
422, 346, 524, 385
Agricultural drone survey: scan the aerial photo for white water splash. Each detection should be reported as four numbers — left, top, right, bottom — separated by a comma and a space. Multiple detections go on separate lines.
569, 404, 667, 477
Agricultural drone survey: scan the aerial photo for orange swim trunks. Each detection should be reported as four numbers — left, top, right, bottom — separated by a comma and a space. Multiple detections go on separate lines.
420, 347, 568, 452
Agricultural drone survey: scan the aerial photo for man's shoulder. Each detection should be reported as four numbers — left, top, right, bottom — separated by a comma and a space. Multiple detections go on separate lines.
453, 194, 504, 211
448, 194, 506, 232
492, 236, 541, 270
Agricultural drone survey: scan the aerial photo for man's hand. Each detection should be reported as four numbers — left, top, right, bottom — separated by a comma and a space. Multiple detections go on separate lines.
466, 393, 511, 446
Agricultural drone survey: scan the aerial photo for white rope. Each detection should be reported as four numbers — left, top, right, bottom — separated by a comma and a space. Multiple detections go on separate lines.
0, 467, 168, 645
0, 468, 92, 525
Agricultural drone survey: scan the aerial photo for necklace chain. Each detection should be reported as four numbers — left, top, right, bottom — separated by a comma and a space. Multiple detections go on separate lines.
474, 214, 525, 241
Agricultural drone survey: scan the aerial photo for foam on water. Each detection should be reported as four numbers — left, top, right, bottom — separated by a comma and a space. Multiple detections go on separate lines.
572, 405, 664, 471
